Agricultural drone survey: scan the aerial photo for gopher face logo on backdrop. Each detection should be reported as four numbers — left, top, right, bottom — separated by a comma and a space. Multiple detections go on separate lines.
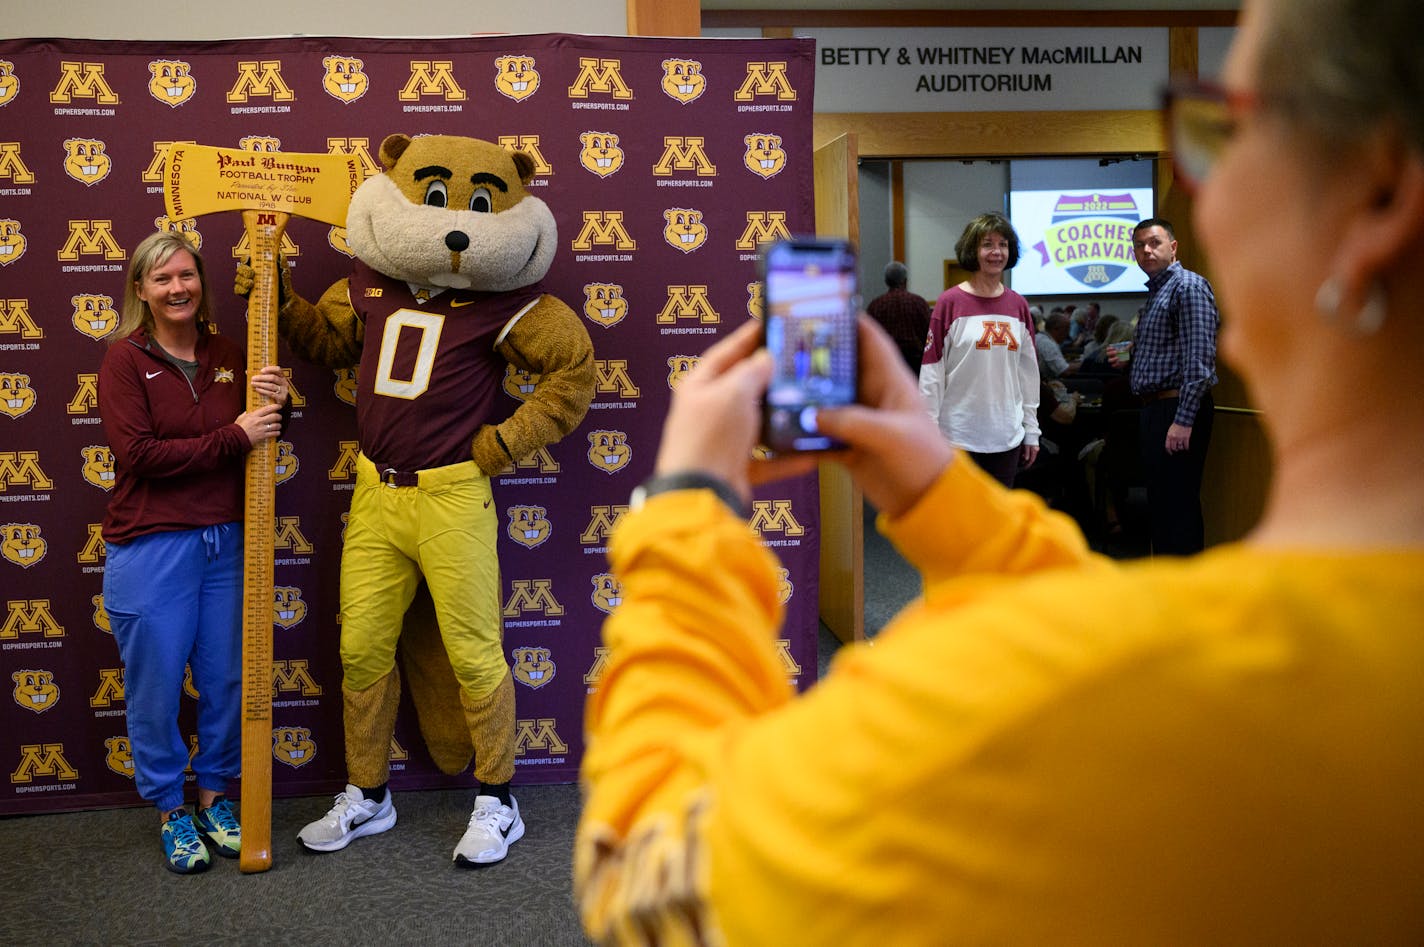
663, 208, 708, 254
590, 573, 622, 614
105, 736, 135, 777
582, 283, 627, 329
332, 368, 358, 406
273, 727, 316, 768
321, 55, 369, 103
239, 135, 281, 153
92, 594, 111, 634
747, 281, 764, 320
0, 372, 36, 419
273, 587, 307, 629
0, 219, 27, 266
155, 215, 202, 250
12, 670, 59, 714
578, 132, 624, 178
0, 60, 18, 107
666, 355, 701, 390
507, 505, 552, 549
743, 133, 787, 179
494, 55, 540, 101
661, 58, 706, 104
2, 523, 46, 568
71, 294, 119, 340
273, 440, 298, 485
62, 138, 111, 186
147, 60, 196, 107
512, 646, 556, 689
586, 430, 631, 475
80, 445, 116, 491
503, 365, 539, 402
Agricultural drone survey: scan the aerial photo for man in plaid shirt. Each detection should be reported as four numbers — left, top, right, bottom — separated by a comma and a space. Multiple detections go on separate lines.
1121, 218, 1219, 555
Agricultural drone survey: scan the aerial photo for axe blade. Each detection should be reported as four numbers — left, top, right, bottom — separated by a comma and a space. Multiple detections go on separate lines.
164, 143, 362, 228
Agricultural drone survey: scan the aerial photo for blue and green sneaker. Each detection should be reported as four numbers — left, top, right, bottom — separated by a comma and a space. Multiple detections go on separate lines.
161, 808, 211, 874
194, 796, 241, 859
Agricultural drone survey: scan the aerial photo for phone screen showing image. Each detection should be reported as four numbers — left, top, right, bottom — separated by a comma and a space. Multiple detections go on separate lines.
761, 238, 859, 453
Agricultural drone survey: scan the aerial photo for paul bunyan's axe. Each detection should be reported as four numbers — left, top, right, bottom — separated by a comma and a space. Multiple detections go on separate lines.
164, 143, 361, 873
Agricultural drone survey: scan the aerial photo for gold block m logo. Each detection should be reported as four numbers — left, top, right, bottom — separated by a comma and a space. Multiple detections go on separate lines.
658, 286, 719, 325
736, 211, 792, 251
399, 61, 467, 101
50, 62, 119, 104
514, 718, 569, 756
572, 212, 636, 251
749, 499, 805, 536
735, 62, 797, 102
652, 137, 715, 177
227, 61, 295, 102
11, 743, 79, 783
567, 58, 632, 100
57, 220, 126, 261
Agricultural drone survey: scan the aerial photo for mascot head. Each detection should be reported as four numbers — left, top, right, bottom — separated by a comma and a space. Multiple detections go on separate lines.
345, 133, 557, 292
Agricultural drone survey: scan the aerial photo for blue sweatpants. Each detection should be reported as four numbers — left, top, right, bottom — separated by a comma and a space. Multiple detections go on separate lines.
104, 524, 243, 812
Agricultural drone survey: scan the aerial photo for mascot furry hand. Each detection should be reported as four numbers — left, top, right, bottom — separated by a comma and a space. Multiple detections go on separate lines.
240, 134, 594, 781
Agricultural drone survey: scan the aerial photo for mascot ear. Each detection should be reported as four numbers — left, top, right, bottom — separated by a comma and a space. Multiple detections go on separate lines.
510, 150, 536, 186
380, 134, 413, 170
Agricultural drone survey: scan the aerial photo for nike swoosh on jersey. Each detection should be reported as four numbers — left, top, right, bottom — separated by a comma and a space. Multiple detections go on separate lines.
451, 299, 476, 308
145, 370, 163, 379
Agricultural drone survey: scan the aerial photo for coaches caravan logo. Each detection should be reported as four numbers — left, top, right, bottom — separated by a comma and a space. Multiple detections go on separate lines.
400, 61, 466, 102
332, 368, 358, 406
10, 743, 79, 784
582, 282, 627, 329
568, 58, 632, 100
104, 736, 135, 778
747, 281, 764, 320
0, 143, 35, 184
514, 718, 568, 757
507, 506, 552, 550
572, 212, 636, 252
590, 573, 622, 614
0, 60, 18, 107
80, 446, 116, 492
0, 219, 28, 267
743, 133, 787, 180
504, 579, 564, 618
0, 372, 36, 420
12, 669, 59, 714
71, 294, 119, 339
736, 211, 792, 251
776, 566, 794, 605
653, 136, 716, 177
321, 55, 369, 104
58, 220, 125, 262
91, 668, 124, 707
497, 135, 552, 176
735, 61, 797, 102
273, 440, 299, 485
50, 61, 119, 105
273, 587, 307, 629
2, 599, 62, 641
663, 209, 708, 254
494, 55, 540, 102
584, 647, 610, 687
91, 594, 111, 634
579, 132, 624, 179
0, 453, 53, 492
155, 215, 202, 251
62, 138, 111, 186
593, 359, 640, 399
661, 58, 707, 104
587, 430, 631, 475
503, 364, 540, 402
272, 727, 317, 768
327, 440, 359, 481
580, 505, 626, 546
512, 647, 557, 690
659, 285, 719, 325
147, 60, 196, 108
227, 60, 295, 103
273, 659, 323, 698
666, 355, 700, 390
749, 500, 805, 537
1031, 192, 1144, 289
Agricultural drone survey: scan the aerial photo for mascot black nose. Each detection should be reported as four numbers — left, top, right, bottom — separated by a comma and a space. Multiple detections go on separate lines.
445, 231, 470, 253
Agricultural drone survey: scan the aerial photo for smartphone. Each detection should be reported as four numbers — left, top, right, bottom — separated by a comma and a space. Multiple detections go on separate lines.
760, 237, 859, 453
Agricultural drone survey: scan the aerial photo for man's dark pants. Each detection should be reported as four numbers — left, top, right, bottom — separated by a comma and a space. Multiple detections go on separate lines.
1139, 392, 1214, 556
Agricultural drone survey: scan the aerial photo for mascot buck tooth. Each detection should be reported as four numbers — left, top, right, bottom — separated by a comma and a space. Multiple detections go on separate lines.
241, 134, 594, 866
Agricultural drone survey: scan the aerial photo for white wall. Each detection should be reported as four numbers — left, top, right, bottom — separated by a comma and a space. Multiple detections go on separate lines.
901, 159, 1006, 301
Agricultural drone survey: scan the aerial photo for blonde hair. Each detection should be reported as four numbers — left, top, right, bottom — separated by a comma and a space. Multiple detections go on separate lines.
112, 231, 215, 342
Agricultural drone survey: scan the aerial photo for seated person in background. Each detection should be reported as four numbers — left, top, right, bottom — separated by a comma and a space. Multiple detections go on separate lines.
1078, 313, 1120, 364
1080, 318, 1135, 377
1035, 309, 1079, 379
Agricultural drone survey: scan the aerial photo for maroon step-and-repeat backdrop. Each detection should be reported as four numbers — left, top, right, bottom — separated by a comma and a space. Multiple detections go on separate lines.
0, 32, 818, 813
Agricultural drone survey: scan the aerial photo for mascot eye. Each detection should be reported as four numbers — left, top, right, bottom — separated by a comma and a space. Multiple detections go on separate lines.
424, 180, 449, 208
470, 187, 494, 213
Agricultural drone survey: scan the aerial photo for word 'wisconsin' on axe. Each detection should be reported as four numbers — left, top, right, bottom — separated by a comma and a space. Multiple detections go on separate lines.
163, 142, 361, 874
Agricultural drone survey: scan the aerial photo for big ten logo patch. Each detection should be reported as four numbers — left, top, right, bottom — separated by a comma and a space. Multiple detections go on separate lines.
568, 57, 632, 100
142, 141, 196, 189
58, 220, 125, 262
587, 429, 631, 476
659, 284, 718, 324
0, 142, 36, 185
91, 668, 125, 708
736, 211, 792, 252
332, 367, 358, 406
775, 567, 794, 605
273, 439, 299, 485
749, 500, 805, 537
579, 505, 627, 547
90, 594, 110, 633
50, 61, 119, 104
273, 587, 307, 629
497, 135, 551, 177
327, 440, 360, 482
154, 214, 202, 251
747, 281, 764, 320
71, 293, 119, 340
975, 320, 1020, 351
400, 60, 466, 102
79, 445, 115, 491
572, 211, 636, 252
12, 669, 59, 714
503, 364, 540, 402
514, 717, 568, 757
0, 60, 18, 107
511, 646, 556, 690
660, 58, 706, 104
583, 282, 627, 329
504, 579, 564, 618
666, 355, 700, 390
653, 136, 715, 177
0, 219, 28, 268
148, 59, 196, 108
69, 373, 99, 416
271, 726, 316, 768
1, 524, 47, 568
735, 61, 797, 102
10, 743, 79, 784
104, 735, 134, 778
496, 446, 560, 479
62, 137, 111, 187
77, 525, 105, 565
584, 646, 610, 689
507, 505, 552, 550
0, 371, 36, 419
579, 131, 624, 179
743, 133, 787, 180
0, 452, 52, 492
272, 659, 323, 698
321, 55, 369, 104
594, 359, 640, 399
493, 55, 540, 102
590, 573, 622, 614
662, 209, 708, 254
227, 60, 295, 103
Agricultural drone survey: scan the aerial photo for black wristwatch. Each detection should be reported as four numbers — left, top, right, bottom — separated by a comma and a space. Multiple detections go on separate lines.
629, 471, 748, 519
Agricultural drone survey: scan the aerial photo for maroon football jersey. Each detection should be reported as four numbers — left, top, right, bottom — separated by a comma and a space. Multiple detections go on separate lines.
350, 260, 544, 471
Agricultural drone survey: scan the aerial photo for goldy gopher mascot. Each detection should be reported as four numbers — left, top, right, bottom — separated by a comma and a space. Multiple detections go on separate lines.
244, 134, 594, 866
